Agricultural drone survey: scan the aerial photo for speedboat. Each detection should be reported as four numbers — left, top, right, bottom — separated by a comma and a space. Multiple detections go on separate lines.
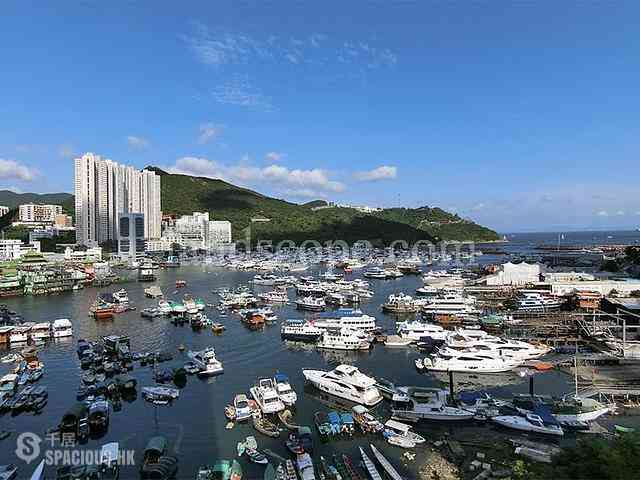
493, 409, 564, 436
302, 364, 382, 406
391, 387, 474, 421
383, 419, 425, 448
188, 347, 224, 376
233, 394, 253, 421
250, 378, 285, 414
274, 373, 297, 407
511, 394, 611, 423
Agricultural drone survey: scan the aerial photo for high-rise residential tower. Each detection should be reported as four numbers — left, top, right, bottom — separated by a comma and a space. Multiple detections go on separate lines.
74, 152, 161, 246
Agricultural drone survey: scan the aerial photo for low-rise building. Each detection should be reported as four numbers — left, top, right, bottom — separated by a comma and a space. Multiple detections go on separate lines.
550, 280, 640, 296
0, 206, 9, 217
0, 239, 41, 261
18, 204, 63, 223
484, 262, 543, 286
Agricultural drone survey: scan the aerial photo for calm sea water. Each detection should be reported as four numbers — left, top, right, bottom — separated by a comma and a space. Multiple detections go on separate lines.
2, 231, 637, 478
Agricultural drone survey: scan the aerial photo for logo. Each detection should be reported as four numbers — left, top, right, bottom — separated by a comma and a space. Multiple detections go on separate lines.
15, 432, 42, 464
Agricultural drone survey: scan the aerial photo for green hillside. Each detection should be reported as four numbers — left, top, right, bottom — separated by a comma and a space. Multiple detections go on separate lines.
148, 167, 499, 245
0, 190, 73, 209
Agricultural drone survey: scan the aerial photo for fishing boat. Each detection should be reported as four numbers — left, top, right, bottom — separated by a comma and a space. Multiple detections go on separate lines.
359, 447, 383, 480
29, 322, 51, 341
250, 378, 286, 414
139, 436, 178, 479
351, 405, 384, 433
369, 444, 403, 480
144, 286, 163, 299
176, 280, 187, 288
112, 289, 129, 303
93, 302, 114, 321
381, 293, 418, 314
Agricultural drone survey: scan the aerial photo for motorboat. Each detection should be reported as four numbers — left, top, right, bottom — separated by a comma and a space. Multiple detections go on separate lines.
112, 289, 129, 304
396, 320, 448, 342
51, 318, 73, 338
317, 327, 371, 351
351, 405, 384, 433
511, 394, 611, 423
493, 408, 564, 436
0, 374, 18, 394
363, 267, 387, 279
188, 347, 224, 376
441, 333, 552, 361
142, 387, 180, 403
250, 378, 286, 414
144, 286, 163, 298
280, 320, 323, 342
295, 297, 326, 311
391, 387, 475, 421
517, 292, 565, 312
274, 373, 297, 407
302, 364, 382, 406
381, 293, 419, 314
422, 352, 520, 373
158, 301, 172, 315
383, 419, 425, 448
314, 308, 378, 333
233, 394, 253, 421
421, 294, 480, 318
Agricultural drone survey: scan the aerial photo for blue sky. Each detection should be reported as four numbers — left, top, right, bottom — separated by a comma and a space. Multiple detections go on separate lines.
1, 1, 639, 232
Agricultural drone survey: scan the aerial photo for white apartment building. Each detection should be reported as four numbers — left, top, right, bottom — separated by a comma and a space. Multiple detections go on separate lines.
0, 206, 9, 217
118, 213, 146, 260
0, 239, 41, 261
18, 203, 63, 223
159, 212, 233, 251
74, 152, 161, 246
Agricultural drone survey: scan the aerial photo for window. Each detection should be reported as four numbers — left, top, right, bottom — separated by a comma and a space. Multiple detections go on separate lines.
135, 217, 144, 237
119, 217, 129, 237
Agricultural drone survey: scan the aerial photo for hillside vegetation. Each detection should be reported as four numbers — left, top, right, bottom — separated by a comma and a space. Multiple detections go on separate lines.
148, 167, 499, 245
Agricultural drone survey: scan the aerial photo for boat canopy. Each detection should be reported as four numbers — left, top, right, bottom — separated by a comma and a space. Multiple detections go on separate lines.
459, 390, 490, 404
100, 442, 119, 467
144, 436, 167, 455
385, 419, 412, 433
274, 373, 290, 383
328, 412, 342, 425
352, 405, 368, 414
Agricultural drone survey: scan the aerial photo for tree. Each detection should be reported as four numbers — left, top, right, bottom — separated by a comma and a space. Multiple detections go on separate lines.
601, 259, 620, 272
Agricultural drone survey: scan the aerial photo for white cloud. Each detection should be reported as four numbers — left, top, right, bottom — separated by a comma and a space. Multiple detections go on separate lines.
353, 165, 397, 182
126, 136, 150, 150
167, 157, 344, 196
596, 210, 609, 217
209, 75, 273, 110
471, 203, 486, 212
0, 159, 37, 181
615, 210, 626, 216
198, 123, 224, 144
265, 152, 284, 162
58, 144, 76, 158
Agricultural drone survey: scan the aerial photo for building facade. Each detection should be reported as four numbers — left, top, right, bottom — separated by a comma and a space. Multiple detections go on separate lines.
74, 152, 161, 246
118, 213, 146, 260
18, 204, 63, 223
0, 206, 9, 217
158, 212, 233, 251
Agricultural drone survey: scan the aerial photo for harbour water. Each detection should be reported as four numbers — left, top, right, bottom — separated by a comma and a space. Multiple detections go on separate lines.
1, 230, 638, 478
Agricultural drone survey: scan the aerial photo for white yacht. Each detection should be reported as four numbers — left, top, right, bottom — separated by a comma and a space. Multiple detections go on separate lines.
112, 289, 129, 303
444, 331, 552, 360
396, 320, 448, 342
30, 322, 51, 340
391, 387, 474, 421
295, 296, 326, 311
421, 294, 479, 318
52, 318, 73, 338
274, 373, 297, 406
250, 378, 286, 414
314, 308, 378, 333
188, 347, 224, 376
363, 267, 387, 279
233, 394, 253, 421
316, 327, 371, 351
280, 320, 323, 342
302, 364, 382, 406
422, 352, 520, 373
517, 292, 564, 311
